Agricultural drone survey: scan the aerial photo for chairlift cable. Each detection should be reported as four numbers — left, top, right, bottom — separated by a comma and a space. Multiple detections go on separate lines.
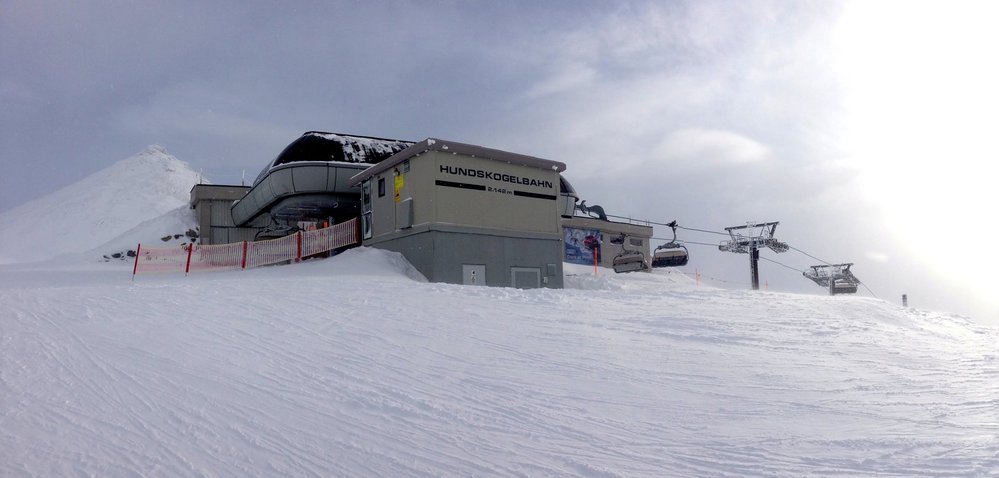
682, 240, 721, 248
603, 213, 672, 227
662, 237, 835, 273
675, 225, 731, 236
788, 245, 834, 266
858, 281, 881, 300
651, 237, 719, 248
602, 213, 730, 237
758, 256, 805, 273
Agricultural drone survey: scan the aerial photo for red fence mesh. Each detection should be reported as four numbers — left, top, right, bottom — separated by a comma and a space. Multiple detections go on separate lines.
189, 242, 245, 273
133, 218, 358, 276
134, 244, 190, 275
302, 219, 357, 257
245, 233, 299, 269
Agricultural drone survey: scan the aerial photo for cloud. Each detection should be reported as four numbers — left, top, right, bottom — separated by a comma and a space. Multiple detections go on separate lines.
525, 62, 598, 98
0, 80, 45, 107
111, 82, 298, 147
657, 128, 771, 166
866, 252, 890, 263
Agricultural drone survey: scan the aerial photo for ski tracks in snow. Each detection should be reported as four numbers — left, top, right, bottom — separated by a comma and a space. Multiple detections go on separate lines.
1, 257, 998, 477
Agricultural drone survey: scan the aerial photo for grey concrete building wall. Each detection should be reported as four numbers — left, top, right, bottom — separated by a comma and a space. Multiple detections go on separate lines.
368, 227, 563, 288
189, 184, 265, 244
366, 228, 437, 281
428, 230, 562, 288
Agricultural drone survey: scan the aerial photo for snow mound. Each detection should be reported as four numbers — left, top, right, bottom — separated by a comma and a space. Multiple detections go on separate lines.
212, 247, 428, 284
0, 145, 201, 264
89, 205, 199, 262
564, 262, 697, 291
298, 246, 428, 282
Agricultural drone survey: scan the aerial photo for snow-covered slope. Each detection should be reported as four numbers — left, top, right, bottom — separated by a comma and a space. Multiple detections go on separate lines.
89, 205, 199, 262
0, 145, 200, 264
1, 252, 996, 477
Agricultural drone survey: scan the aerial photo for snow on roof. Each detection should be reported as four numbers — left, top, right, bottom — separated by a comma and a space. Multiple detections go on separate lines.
301, 132, 414, 164
254, 132, 414, 186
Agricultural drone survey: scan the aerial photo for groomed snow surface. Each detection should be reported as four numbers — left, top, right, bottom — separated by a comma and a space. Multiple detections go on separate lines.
2, 249, 996, 477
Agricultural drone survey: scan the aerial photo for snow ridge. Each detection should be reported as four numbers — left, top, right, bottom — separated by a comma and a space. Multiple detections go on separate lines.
0, 146, 200, 264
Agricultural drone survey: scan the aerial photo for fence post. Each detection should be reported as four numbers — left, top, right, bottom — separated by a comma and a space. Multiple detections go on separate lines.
296, 231, 302, 263
241, 241, 248, 270
132, 243, 141, 281
185, 243, 193, 275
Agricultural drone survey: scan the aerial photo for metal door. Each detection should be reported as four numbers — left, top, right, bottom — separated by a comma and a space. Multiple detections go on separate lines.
463, 264, 486, 285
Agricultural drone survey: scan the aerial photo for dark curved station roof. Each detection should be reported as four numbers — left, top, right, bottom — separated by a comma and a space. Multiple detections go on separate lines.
254, 132, 413, 186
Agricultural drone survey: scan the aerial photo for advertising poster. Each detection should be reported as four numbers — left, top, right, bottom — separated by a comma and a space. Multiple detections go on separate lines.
564, 227, 601, 265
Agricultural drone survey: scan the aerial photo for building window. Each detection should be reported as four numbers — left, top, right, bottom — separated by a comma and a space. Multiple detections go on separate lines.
378, 177, 386, 197
362, 212, 373, 239
361, 181, 372, 213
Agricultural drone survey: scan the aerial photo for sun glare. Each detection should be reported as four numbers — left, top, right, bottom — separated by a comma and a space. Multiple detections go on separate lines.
835, 1, 999, 315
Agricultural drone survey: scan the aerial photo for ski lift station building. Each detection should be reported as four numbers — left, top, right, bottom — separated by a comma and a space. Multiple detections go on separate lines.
348, 138, 569, 289
190, 132, 654, 289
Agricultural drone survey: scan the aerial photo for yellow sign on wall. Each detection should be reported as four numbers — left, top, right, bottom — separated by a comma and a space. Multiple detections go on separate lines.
394, 172, 404, 202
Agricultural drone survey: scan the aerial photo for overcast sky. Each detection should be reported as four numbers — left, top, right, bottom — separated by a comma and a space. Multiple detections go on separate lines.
2, 0, 997, 323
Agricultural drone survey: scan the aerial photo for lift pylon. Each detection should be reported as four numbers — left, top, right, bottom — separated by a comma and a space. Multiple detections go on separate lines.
719, 221, 788, 290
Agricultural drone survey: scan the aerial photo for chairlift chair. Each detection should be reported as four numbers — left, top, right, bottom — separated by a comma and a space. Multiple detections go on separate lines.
651, 221, 689, 268
652, 246, 689, 267
610, 233, 650, 273
830, 278, 859, 295
803, 263, 861, 295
